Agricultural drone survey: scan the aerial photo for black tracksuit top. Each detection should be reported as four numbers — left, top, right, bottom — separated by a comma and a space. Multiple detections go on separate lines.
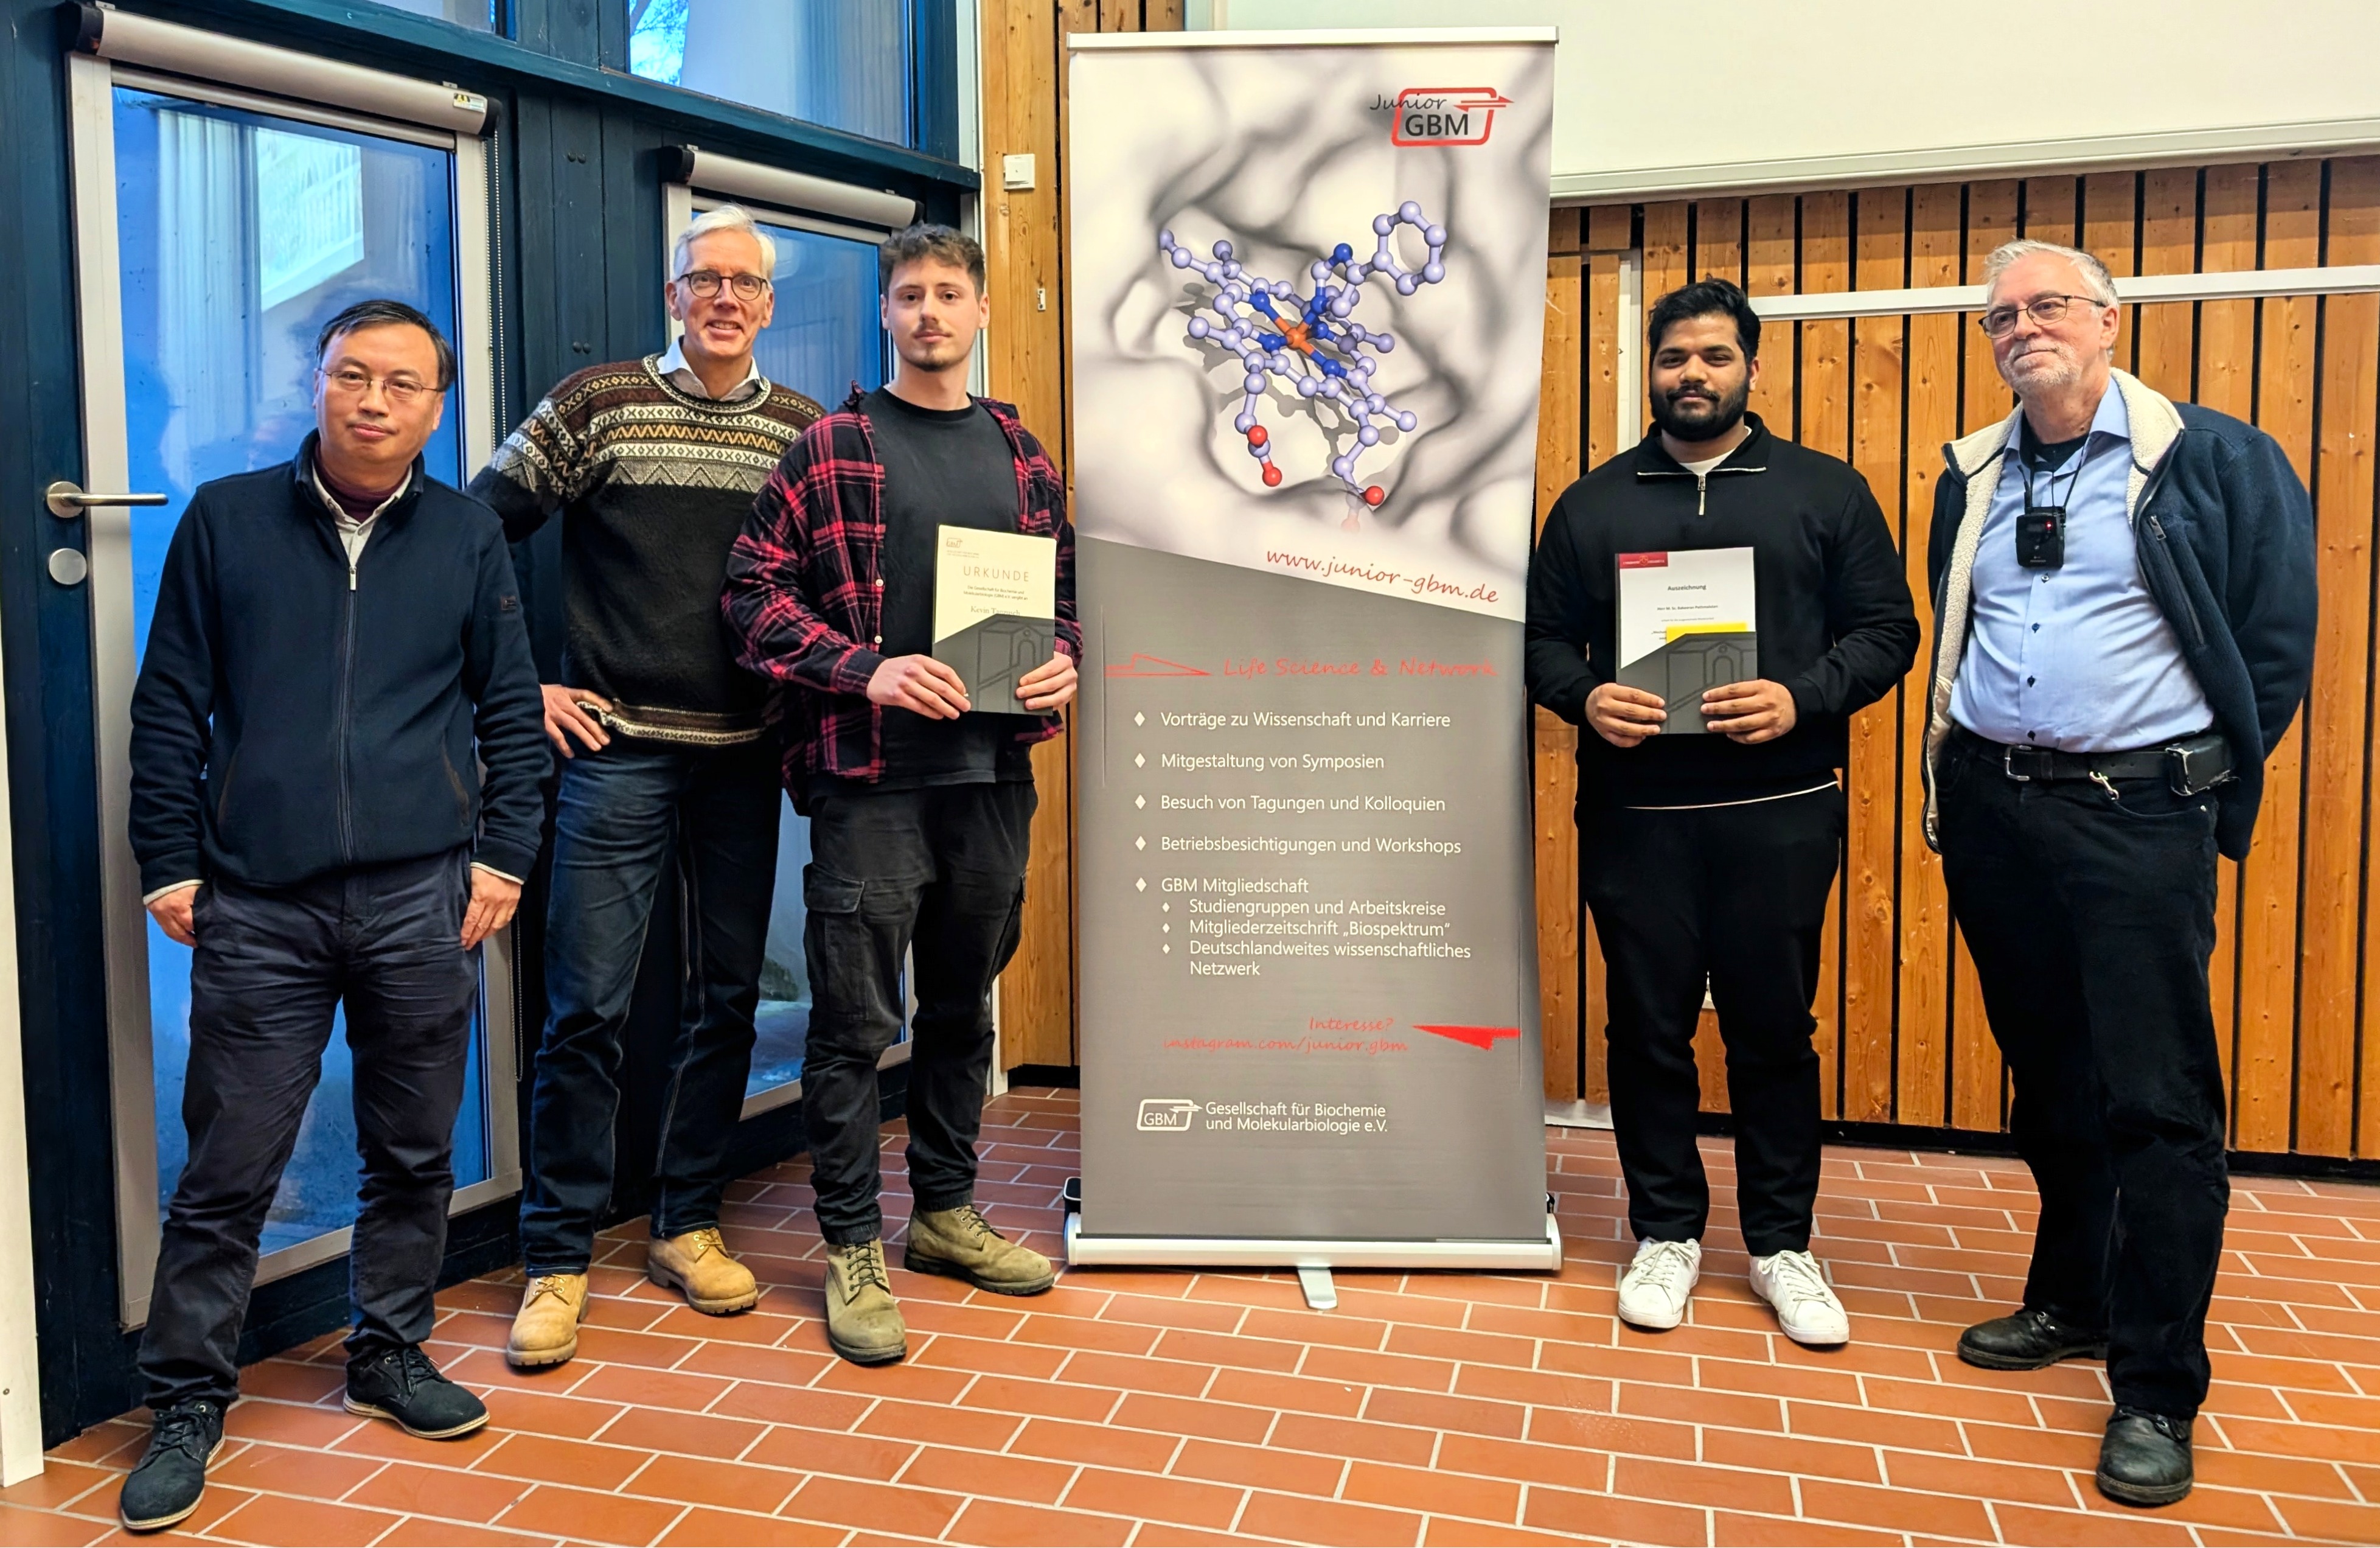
128, 439, 549, 893
1525, 416, 1921, 809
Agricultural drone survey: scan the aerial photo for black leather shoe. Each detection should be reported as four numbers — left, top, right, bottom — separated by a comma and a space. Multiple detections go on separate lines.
345, 1345, 489, 1440
2097, 1406, 2193, 1506
1956, 1307, 2109, 1370
119, 1399, 225, 1532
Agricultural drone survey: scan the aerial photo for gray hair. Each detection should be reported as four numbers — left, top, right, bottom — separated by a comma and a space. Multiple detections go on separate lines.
1981, 239, 2120, 306
671, 204, 778, 282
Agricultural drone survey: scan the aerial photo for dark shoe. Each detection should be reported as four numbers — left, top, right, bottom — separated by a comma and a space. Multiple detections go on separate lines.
119, 1399, 225, 1532
2097, 1406, 2193, 1506
344, 1345, 489, 1440
1956, 1306, 2108, 1371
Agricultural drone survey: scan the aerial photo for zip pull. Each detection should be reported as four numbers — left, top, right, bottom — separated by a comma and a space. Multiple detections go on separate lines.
1697, 475, 1707, 516
349, 557, 358, 591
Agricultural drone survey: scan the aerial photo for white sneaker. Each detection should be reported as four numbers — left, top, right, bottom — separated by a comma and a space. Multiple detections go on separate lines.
1616, 1238, 1702, 1331
1750, 1249, 1850, 1345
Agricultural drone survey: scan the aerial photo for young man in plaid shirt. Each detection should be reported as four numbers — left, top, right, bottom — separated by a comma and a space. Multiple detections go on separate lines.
723, 225, 1078, 1365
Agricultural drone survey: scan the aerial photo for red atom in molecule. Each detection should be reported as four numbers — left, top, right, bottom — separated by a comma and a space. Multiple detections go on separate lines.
1246, 425, 1268, 448
1262, 465, 1284, 487
1362, 486, 1385, 507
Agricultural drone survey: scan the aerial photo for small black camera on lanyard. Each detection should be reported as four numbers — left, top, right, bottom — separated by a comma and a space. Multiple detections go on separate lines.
2016, 424, 2084, 570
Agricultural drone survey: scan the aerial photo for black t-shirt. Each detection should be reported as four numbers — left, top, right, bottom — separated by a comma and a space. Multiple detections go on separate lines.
816, 388, 1036, 798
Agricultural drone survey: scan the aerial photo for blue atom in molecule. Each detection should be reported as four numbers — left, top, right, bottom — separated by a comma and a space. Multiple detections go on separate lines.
1158, 202, 1447, 510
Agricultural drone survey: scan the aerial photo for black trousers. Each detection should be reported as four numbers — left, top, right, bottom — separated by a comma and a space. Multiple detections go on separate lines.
1937, 731, 2229, 1421
1580, 784, 1843, 1256
802, 780, 1035, 1246
139, 851, 478, 1410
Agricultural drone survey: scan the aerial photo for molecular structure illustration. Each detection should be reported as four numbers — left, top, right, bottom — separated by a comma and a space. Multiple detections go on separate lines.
1159, 201, 1446, 510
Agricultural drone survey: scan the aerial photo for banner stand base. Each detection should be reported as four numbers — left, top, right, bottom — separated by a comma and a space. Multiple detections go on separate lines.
1061, 1211, 1564, 1274
1546, 1099, 1614, 1130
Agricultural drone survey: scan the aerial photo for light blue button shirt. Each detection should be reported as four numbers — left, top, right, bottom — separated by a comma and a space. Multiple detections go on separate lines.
1949, 386, 2213, 752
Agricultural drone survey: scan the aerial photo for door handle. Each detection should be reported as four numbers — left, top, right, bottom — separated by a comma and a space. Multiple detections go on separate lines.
46, 480, 167, 518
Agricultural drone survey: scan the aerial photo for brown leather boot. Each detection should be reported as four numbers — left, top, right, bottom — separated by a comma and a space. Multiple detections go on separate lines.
904, 1205, 1057, 1295
647, 1227, 760, 1314
506, 1272, 588, 1368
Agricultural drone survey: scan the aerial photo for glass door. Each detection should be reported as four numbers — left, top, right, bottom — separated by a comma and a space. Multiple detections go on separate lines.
66, 56, 515, 1325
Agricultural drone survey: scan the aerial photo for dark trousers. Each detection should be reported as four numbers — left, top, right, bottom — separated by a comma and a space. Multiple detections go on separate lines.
1580, 784, 1843, 1256
802, 781, 1035, 1246
1937, 730, 2229, 1420
138, 850, 477, 1410
519, 737, 780, 1274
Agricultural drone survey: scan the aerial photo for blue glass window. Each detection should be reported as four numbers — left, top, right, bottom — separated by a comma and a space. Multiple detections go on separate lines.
114, 87, 493, 1259
370, 0, 498, 30
631, 0, 917, 148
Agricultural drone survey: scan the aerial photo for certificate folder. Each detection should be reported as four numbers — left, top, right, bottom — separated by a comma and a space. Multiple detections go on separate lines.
933, 527, 1057, 715
1615, 548, 1757, 736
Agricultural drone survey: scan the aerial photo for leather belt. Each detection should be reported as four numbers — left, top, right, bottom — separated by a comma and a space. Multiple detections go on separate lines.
1949, 725, 2235, 793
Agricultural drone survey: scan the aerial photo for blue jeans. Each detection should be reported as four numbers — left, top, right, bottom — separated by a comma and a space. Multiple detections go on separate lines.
518, 737, 780, 1273
139, 849, 477, 1409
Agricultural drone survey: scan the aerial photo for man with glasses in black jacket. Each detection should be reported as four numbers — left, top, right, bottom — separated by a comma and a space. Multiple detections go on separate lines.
1527, 277, 1918, 1354
120, 299, 548, 1533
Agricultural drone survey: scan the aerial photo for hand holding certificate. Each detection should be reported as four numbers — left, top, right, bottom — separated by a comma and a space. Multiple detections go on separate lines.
931, 527, 1071, 715
1595, 547, 1792, 745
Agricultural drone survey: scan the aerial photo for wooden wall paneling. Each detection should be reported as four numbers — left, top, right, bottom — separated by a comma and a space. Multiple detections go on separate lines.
985, 0, 1073, 1067
1895, 182, 1962, 1128
1745, 195, 1797, 439
2084, 172, 2140, 363
2130, 168, 2235, 1109
1535, 207, 1584, 1103
1947, 180, 2017, 1131
2020, 175, 2078, 243
1841, 188, 1909, 1123
1800, 190, 1853, 1120
1642, 201, 1689, 307
2340, 161, 2380, 1158
2233, 162, 2322, 1151
2305, 159, 2379, 1157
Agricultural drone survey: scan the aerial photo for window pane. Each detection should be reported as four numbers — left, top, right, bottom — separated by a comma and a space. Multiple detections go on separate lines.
751, 218, 888, 407
631, 0, 914, 148
113, 86, 490, 1263
369, 0, 498, 29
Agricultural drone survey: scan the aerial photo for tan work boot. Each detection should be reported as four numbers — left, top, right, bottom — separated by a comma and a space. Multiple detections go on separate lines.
905, 1205, 1057, 1295
647, 1227, 760, 1314
823, 1239, 906, 1366
506, 1272, 589, 1368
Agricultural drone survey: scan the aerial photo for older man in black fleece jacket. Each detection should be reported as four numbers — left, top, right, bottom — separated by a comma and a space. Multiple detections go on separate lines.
1526, 277, 1918, 1351
118, 301, 546, 1535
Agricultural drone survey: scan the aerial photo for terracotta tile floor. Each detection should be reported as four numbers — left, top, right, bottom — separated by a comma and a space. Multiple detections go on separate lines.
10, 1086, 2380, 1546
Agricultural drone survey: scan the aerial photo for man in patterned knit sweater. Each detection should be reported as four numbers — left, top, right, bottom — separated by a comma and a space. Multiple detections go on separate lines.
469, 206, 823, 1367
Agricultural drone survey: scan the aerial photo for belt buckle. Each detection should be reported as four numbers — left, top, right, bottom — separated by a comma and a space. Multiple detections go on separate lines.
2002, 745, 2034, 783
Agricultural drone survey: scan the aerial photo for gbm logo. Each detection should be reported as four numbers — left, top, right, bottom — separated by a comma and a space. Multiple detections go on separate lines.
1137, 1098, 1200, 1132
1387, 88, 1514, 147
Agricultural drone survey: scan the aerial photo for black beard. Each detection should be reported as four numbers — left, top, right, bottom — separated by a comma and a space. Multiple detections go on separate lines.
1649, 378, 1750, 444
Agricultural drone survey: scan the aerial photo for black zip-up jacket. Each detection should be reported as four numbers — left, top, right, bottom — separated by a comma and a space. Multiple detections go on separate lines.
1526, 415, 1921, 808
129, 438, 548, 893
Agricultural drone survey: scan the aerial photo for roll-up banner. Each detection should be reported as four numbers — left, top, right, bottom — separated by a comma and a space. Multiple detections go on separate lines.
1065, 28, 1561, 1270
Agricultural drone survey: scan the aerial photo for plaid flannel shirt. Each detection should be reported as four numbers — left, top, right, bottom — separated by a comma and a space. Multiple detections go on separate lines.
723, 389, 1079, 792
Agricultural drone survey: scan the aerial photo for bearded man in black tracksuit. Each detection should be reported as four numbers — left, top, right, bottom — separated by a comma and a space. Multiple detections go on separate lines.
1526, 278, 1918, 1348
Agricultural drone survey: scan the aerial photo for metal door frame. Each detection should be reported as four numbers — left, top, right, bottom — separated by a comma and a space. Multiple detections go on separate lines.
65, 52, 515, 1328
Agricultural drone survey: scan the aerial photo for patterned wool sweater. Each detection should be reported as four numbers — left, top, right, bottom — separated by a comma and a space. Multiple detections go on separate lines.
470, 356, 823, 744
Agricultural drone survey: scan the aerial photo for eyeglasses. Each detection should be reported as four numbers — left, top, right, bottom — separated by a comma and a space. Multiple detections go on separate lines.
677, 270, 771, 301
317, 366, 434, 405
1978, 294, 2109, 339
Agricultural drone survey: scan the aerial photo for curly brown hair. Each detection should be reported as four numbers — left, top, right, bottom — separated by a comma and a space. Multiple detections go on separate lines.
879, 223, 985, 294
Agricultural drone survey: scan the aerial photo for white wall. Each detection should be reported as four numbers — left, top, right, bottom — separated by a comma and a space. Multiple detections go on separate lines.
1198, 0, 2380, 201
